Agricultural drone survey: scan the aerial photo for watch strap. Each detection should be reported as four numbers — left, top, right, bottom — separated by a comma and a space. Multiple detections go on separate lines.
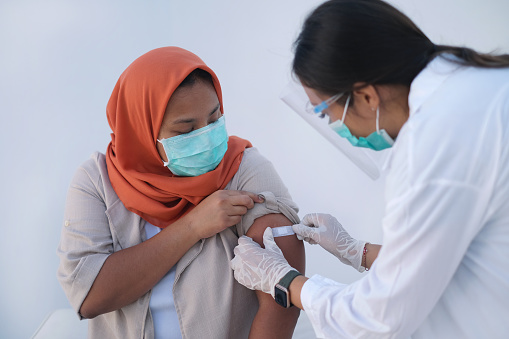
278, 270, 302, 289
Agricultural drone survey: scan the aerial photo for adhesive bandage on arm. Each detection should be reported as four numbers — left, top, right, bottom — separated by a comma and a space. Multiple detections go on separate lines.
271, 226, 295, 238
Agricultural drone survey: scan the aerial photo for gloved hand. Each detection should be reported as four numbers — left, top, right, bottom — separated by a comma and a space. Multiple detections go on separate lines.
230, 227, 295, 297
292, 213, 367, 272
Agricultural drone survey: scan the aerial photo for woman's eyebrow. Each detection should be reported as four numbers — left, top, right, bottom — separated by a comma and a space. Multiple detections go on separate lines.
209, 103, 221, 116
172, 103, 221, 124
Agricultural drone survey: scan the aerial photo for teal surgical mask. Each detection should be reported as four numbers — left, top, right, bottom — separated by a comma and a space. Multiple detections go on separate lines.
158, 116, 228, 176
329, 95, 394, 151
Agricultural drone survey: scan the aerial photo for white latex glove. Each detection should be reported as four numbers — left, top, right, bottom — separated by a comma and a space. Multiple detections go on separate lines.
292, 213, 367, 272
230, 227, 295, 297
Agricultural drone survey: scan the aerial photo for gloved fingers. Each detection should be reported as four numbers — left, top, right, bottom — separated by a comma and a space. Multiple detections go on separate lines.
292, 224, 311, 243
231, 261, 258, 291
263, 226, 274, 241
301, 213, 321, 227
292, 223, 314, 236
230, 246, 263, 286
230, 254, 242, 271
237, 273, 257, 291
292, 223, 321, 245
234, 236, 261, 257
231, 252, 256, 273
295, 233, 318, 244
263, 227, 283, 255
302, 213, 342, 228
238, 235, 258, 246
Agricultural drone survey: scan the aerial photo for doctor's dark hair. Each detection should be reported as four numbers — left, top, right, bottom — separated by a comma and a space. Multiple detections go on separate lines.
293, 0, 509, 96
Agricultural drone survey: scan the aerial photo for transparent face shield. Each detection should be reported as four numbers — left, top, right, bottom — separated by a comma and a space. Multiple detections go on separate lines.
279, 80, 391, 180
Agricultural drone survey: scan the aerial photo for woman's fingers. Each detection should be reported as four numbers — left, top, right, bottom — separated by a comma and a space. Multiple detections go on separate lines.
227, 215, 242, 226
228, 205, 249, 216
226, 193, 255, 209
227, 190, 265, 203
191, 190, 265, 235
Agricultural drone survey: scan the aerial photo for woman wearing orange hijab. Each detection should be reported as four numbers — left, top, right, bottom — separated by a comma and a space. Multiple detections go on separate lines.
57, 47, 305, 338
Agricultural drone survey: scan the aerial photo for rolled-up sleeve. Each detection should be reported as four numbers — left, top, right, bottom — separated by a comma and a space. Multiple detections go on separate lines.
301, 181, 485, 338
57, 159, 113, 318
231, 148, 300, 235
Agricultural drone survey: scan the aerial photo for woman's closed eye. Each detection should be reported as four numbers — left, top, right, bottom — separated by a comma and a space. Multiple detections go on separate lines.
172, 112, 221, 135
208, 109, 222, 124
174, 128, 194, 135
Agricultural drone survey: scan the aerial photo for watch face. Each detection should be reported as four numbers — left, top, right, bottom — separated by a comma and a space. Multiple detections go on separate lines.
274, 284, 289, 308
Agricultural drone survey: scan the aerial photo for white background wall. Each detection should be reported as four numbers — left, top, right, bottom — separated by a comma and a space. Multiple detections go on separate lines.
1, 0, 508, 337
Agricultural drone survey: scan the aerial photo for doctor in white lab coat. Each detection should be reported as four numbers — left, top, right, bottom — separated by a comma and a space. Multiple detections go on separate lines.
230, 0, 509, 338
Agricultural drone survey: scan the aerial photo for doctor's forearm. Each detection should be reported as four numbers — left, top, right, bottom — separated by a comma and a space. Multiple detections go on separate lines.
288, 244, 381, 310
289, 276, 308, 310
364, 243, 381, 270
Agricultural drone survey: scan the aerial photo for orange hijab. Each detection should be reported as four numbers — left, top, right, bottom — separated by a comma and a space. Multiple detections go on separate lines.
106, 47, 252, 228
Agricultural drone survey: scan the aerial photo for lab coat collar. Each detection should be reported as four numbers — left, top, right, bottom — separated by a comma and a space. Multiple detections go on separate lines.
408, 54, 465, 116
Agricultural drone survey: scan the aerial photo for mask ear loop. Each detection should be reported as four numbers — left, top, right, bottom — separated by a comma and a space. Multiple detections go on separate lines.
156, 139, 170, 167
340, 95, 351, 125
375, 106, 380, 133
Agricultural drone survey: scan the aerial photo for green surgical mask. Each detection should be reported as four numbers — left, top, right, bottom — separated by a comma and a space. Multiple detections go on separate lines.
158, 116, 228, 176
329, 95, 394, 151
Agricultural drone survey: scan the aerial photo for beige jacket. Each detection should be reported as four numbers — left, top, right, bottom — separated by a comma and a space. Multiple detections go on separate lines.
57, 147, 299, 339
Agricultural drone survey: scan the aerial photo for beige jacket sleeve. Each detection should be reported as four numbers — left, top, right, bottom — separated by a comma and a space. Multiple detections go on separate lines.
226, 147, 300, 236
56, 154, 115, 318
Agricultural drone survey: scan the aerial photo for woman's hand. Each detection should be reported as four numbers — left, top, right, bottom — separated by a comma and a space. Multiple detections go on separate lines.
184, 190, 264, 239
292, 213, 367, 272
79, 189, 262, 319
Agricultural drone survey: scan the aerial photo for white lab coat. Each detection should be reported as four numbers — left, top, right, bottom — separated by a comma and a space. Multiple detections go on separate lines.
301, 55, 509, 338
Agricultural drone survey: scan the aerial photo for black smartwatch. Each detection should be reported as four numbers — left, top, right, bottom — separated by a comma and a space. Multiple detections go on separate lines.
274, 270, 302, 308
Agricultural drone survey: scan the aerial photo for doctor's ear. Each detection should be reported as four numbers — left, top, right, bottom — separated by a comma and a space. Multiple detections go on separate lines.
352, 83, 380, 117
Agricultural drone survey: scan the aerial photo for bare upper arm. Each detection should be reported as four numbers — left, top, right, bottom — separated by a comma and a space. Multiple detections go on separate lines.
245, 213, 305, 338
245, 213, 305, 274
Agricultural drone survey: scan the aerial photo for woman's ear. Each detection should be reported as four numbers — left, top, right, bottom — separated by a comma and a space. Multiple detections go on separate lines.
352, 83, 380, 118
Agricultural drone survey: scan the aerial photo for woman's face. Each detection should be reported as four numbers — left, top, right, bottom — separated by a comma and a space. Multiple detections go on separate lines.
157, 80, 222, 163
